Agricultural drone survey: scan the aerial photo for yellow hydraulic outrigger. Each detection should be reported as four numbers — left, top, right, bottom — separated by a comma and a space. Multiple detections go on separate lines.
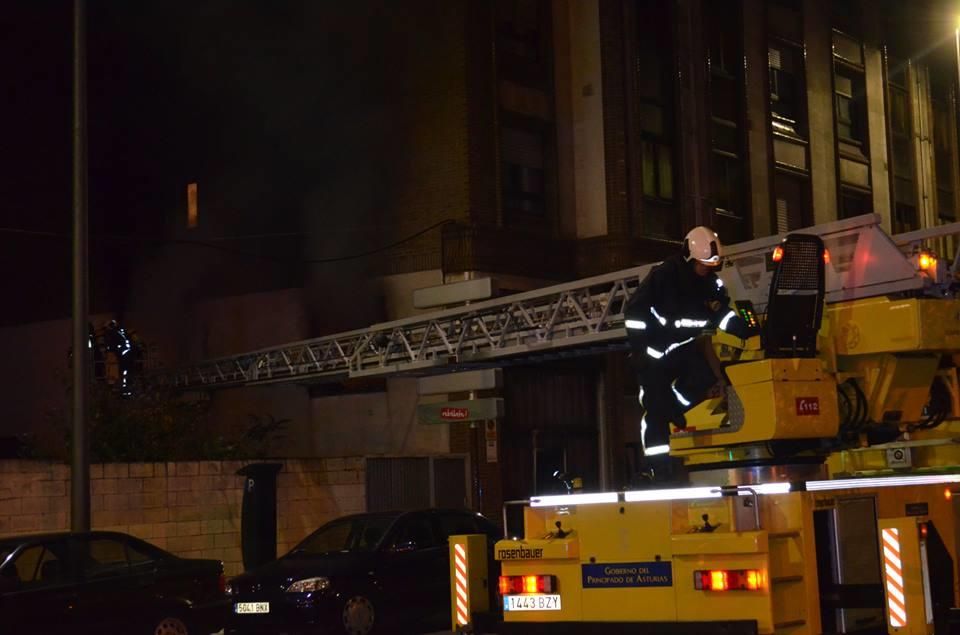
451, 219, 960, 634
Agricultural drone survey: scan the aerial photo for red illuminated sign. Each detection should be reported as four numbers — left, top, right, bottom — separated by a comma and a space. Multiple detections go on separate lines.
440, 407, 470, 420
796, 397, 820, 416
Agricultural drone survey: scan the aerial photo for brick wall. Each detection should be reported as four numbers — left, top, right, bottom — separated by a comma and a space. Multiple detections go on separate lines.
598, 0, 630, 237
370, 0, 472, 277
0, 458, 365, 577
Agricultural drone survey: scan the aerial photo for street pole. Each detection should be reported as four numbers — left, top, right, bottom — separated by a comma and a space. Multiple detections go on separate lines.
71, 0, 90, 532
955, 25, 960, 150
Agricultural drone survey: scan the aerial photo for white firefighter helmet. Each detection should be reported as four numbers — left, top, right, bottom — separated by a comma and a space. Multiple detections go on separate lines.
683, 226, 722, 265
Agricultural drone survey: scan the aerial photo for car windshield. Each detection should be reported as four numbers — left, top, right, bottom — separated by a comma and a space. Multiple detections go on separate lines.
290, 515, 397, 556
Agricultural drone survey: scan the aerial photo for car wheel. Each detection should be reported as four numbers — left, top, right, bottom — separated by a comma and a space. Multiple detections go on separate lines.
150, 614, 190, 635
341, 595, 376, 635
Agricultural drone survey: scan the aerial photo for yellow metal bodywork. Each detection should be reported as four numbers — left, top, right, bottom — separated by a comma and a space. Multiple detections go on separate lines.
673, 358, 839, 453
827, 421, 960, 475
841, 354, 940, 425
496, 483, 960, 633
827, 297, 960, 355
497, 495, 804, 633
678, 294, 960, 472
671, 531, 773, 632
764, 493, 821, 635
578, 502, 676, 622
714, 333, 764, 362
823, 294, 960, 470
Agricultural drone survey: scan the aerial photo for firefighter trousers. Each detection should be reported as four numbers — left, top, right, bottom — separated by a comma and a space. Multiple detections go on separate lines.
637, 341, 718, 454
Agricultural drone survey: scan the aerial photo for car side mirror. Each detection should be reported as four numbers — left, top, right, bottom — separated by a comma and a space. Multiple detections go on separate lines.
389, 540, 417, 554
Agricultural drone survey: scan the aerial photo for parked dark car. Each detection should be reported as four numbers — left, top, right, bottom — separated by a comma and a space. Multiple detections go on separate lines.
0, 530, 227, 635
226, 509, 502, 635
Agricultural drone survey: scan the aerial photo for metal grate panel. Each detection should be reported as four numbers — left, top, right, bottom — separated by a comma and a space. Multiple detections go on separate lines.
365, 457, 430, 512
778, 239, 821, 291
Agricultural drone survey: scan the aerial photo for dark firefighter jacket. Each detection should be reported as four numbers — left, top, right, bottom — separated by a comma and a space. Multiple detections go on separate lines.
623, 254, 755, 365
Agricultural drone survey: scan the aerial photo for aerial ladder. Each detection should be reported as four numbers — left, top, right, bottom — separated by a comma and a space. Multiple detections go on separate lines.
435, 214, 960, 635
153, 213, 956, 390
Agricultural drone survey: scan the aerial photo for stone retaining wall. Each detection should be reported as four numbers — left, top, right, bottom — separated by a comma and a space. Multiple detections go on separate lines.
0, 458, 365, 576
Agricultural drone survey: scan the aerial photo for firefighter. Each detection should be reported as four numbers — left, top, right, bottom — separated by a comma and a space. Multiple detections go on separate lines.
102, 320, 136, 395
624, 226, 758, 457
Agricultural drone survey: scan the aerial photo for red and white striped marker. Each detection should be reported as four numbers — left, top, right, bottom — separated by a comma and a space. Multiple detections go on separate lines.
454, 543, 469, 626
881, 527, 907, 629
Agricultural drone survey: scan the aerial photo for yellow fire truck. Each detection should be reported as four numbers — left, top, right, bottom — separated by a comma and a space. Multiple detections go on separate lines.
451, 217, 960, 634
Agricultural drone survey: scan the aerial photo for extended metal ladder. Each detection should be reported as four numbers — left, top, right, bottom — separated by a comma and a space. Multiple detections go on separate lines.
150, 214, 959, 390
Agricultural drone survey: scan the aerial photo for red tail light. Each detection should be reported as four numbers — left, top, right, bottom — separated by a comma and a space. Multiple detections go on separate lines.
218, 573, 226, 594
694, 569, 763, 591
498, 575, 555, 595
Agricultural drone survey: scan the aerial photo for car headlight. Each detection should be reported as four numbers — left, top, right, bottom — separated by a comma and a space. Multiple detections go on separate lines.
285, 577, 331, 593
224, 582, 234, 597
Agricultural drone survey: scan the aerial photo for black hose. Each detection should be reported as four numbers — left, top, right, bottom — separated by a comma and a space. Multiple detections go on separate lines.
849, 379, 869, 427
837, 379, 868, 431
837, 384, 853, 428
910, 377, 951, 431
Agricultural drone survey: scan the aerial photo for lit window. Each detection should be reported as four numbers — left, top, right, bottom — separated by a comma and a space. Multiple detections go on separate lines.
187, 182, 198, 229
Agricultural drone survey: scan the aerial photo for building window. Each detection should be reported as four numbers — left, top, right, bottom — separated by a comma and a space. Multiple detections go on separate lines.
705, 0, 749, 242
833, 30, 871, 219
886, 57, 918, 232
931, 73, 957, 222
708, 10, 739, 80
830, 0, 860, 38
495, 0, 555, 226
768, 0, 802, 42
840, 187, 871, 219
835, 69, 866, 145
769, 44, 807, 138
633, 0, 679, 239
712, 152, 742, 217
495, 0, 549, 88
833, 28, 867, 147
186, 182, 198, 229
767, 1, 810, 233
774, 171, 811, 233
500, 124, 546, 217
641, 140, 673, 201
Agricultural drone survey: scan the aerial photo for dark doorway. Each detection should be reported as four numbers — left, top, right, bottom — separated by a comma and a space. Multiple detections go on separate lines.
813, 497, 884, 634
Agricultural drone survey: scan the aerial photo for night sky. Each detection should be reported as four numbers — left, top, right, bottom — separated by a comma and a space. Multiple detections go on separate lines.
2, 1, 416, 328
